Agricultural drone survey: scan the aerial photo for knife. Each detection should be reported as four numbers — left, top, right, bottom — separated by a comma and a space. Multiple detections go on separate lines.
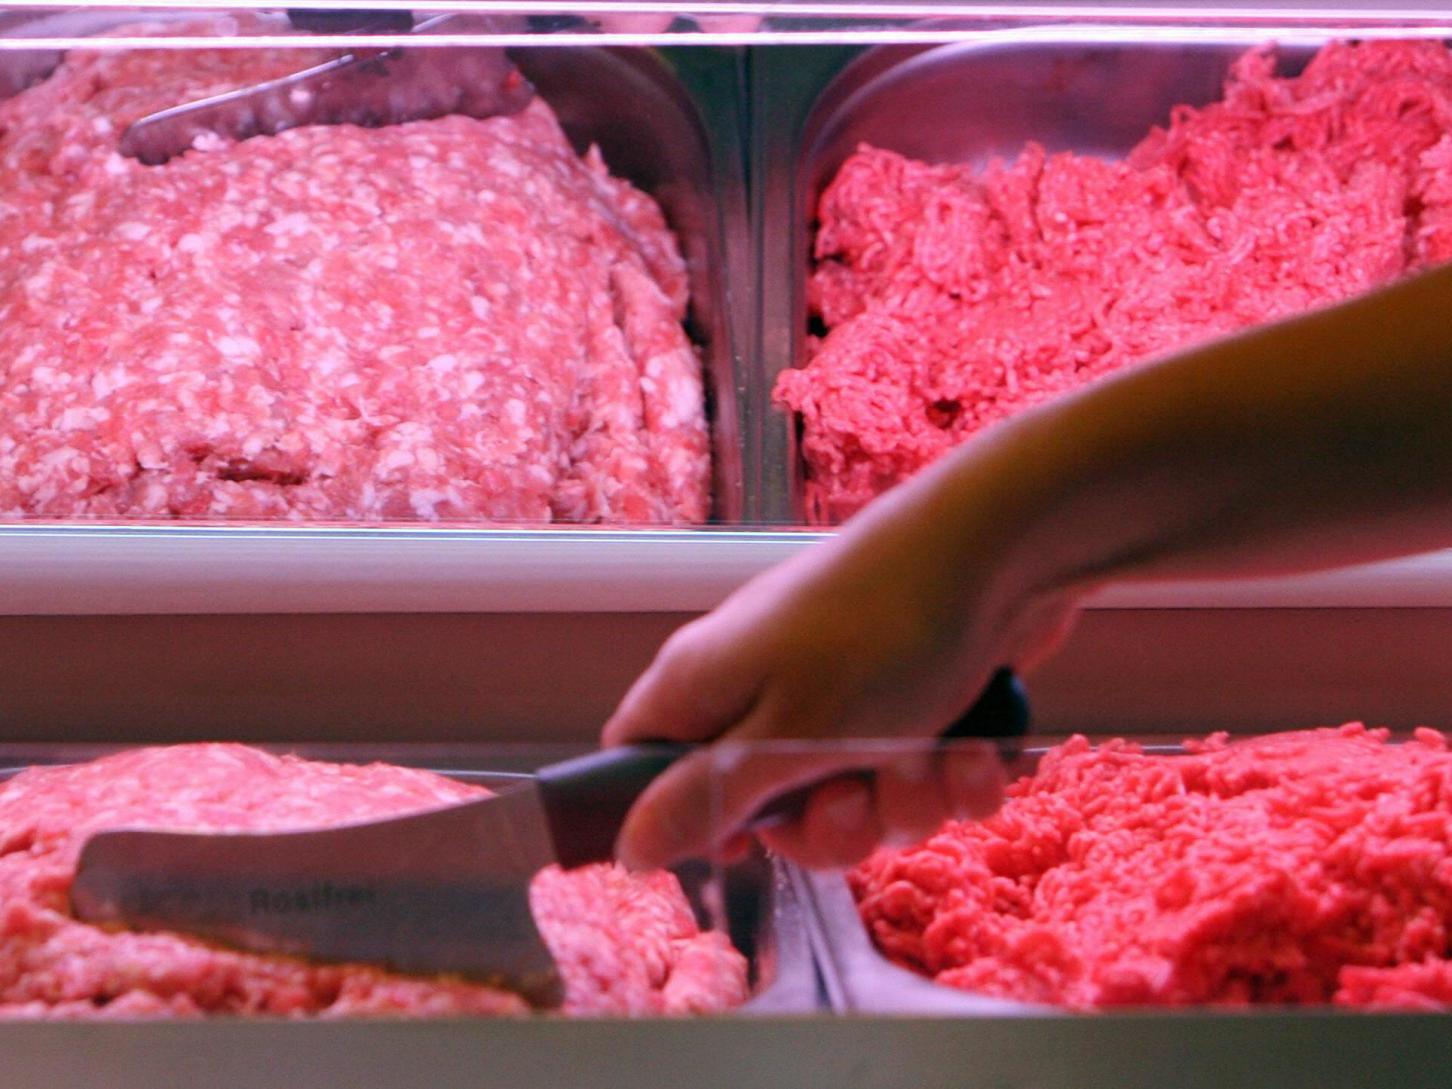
70, 669, 1028, 1008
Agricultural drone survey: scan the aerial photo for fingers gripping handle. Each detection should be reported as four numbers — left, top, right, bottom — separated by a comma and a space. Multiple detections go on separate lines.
536, 743, 692, 871
540, 669, 1029, 869
750, 666, 1030, 828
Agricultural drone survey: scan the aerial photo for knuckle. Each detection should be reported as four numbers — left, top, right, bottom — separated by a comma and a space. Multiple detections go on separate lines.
761, 684, 838, 739
656, 621, 714, 678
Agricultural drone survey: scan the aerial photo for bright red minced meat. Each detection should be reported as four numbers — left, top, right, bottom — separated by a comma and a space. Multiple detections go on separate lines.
851, 725, 1452, 1009
777, 40, 1452, 522
0, 26, 709, 522
0, 744, 747, 1017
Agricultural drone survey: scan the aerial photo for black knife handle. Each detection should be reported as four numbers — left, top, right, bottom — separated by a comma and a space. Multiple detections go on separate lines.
750, 667, 1030, 828
536, 743, 691, 871
944, 666, 1030, 742
286, 9, 414, 33
538, 668, 1029, 869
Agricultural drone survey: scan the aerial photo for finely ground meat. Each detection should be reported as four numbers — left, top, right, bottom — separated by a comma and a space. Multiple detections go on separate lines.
0, 744, 747, 1017
851, 725, 1452, 1010
0, 28, 709, 522
778, 40, 1452, 522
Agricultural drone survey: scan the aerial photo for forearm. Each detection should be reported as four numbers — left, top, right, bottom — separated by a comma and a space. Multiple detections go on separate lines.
860, 263, 1452, 608
606, 267, 1452, 869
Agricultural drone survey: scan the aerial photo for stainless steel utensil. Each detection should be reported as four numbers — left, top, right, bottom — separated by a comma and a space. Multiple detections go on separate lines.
118, 12, 535, 165
70, 671, 1027, 1007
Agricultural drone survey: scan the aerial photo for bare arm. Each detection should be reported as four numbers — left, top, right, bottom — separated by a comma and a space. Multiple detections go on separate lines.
605, 262, 1452, 870
995, 261, 1452, 587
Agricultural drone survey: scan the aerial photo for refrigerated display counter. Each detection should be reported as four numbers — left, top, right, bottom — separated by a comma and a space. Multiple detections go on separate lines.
2, 5, 1452, 1085
0, 2, 1450, 742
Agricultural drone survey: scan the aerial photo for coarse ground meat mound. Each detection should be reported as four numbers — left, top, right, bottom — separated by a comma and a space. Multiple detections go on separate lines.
0, 26, 709, 522
777, 40, 1452, 522
0, 744, 747, 1017
850, 724, 1452, 1010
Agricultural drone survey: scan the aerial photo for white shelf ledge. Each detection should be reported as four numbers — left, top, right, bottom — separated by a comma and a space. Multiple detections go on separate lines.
0, 525, 1449, 614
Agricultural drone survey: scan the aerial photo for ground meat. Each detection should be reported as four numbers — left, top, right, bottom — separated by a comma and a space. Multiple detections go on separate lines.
0, 26, 709, 523
851, 725, 1452, 1010
778, 40, 1452, 522
0, 744, 747, 1017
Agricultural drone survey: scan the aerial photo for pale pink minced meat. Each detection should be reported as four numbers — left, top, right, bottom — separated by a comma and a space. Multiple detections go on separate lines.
0, 31, 709, 522
851, 725, 1452, 1010
0, 744, 747, 1017
778, 41, 1452, 522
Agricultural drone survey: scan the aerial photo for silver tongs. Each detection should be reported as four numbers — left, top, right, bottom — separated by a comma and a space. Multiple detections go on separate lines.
119, 11, 535, 165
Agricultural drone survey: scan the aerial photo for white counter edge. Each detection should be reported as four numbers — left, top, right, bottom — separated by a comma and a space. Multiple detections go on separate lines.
0, 526, 1448, 614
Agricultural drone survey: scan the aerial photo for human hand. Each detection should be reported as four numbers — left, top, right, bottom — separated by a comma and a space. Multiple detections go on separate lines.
606, 260, 1452, 872
603, 479, 1081, 870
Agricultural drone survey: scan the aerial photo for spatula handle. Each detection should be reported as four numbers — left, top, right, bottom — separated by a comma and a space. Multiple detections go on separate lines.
538, 668, 1029, 869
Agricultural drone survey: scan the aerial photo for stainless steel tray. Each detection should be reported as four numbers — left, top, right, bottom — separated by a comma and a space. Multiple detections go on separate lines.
801, 868, 1046, 1015
0, 10, 753, 525
0, 743, 821, 1016
752, 22, 1452, 523
793, 736, 1057, 1014
0, 10, 795, 618
797, 735, 1452, 1015
5, 744, 1452, 1088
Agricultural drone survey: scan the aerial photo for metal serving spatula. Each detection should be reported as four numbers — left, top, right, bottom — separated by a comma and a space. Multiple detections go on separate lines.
118, 11, 534, 165
70, 670, 1028, 1008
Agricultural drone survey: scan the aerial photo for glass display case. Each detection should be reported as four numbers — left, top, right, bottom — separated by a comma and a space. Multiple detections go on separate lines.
3, 7, 1452, 1086
0, 2, 1448, 613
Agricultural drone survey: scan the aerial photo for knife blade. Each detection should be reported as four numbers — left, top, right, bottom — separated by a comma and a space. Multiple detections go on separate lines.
70, 670, 1029, 1006
71, 779, 568, 1007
